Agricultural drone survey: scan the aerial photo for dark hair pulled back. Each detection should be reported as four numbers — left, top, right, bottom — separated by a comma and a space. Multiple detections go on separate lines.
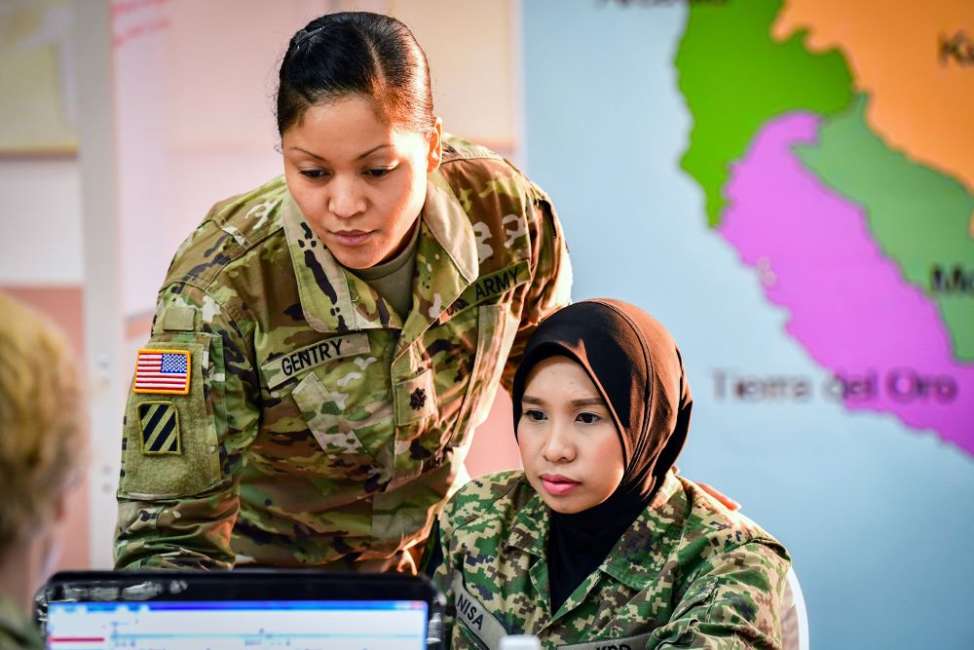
276, 12, 435, 135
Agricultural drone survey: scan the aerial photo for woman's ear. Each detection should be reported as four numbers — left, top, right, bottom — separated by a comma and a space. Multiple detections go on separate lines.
426, 117, 443, 173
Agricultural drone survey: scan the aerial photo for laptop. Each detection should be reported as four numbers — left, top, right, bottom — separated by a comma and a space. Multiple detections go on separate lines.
36, 570, 442, 649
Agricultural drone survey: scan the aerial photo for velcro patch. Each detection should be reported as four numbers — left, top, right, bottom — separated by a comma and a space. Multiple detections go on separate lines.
262, 333, 371, 390
160, 305, 196, 332
445, 260, 530, 318
133, 348, 191, 395
138, 402, 181, 455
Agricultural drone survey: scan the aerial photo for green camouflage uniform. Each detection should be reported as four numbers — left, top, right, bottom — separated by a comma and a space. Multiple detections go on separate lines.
0, 596, 43, 650
113, 136, 572, 571
434, 470, 791, 649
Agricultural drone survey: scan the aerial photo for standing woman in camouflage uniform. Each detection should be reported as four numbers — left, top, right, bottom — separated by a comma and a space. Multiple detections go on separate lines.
433, 300, 790, 649
114, 12, 571, 572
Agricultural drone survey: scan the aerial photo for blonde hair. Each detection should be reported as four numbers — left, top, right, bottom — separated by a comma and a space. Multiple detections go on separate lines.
0, 293, 85, 552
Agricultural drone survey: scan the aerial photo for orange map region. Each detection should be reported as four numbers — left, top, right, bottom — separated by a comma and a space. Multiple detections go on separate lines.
773, 0, 974, 203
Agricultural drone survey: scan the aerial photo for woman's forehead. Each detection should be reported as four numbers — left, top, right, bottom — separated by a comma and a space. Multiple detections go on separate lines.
283, 95, 420, 157
524, 356, 603, 401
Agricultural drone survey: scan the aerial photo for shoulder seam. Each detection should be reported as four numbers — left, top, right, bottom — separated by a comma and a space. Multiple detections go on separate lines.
158, 227, 284, 326
164, 224, 285, 295
441, 151, 505, 164
155, 280, 248, 327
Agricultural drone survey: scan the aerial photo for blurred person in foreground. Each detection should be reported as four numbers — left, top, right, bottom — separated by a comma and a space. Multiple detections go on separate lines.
0, 294, 86, 649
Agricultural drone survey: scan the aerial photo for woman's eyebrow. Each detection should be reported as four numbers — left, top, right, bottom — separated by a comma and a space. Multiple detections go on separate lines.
288, 146, 326, 161
356, 144, 392, 159
521, 395, 546, 405
287, 143, 392, 161
568, 398, 605, 408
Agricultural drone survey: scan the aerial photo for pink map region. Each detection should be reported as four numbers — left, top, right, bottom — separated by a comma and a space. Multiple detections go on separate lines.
720, 113, 974, 456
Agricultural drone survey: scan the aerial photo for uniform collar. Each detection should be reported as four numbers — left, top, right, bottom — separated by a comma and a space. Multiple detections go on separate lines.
600, 470, 687, 592
422, 169, 479, 284
507, 487, 550, 559
283, 169, 479, 352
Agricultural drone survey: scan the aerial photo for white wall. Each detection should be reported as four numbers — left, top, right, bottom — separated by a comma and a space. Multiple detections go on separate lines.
0, 158, 83, 284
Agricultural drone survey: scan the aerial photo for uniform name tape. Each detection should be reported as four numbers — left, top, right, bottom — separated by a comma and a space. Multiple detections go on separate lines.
262, 333, 370, 389
452, 573, 508, 649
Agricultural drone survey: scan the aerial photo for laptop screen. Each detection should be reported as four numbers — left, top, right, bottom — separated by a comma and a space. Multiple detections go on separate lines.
40, 571, 437, 650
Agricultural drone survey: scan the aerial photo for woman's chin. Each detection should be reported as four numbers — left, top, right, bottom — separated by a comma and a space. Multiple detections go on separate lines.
535, 488, 590, 514
328, 245, 382, 270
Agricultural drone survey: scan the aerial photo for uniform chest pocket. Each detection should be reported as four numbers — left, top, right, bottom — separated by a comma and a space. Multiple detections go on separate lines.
290, 367, 393, 481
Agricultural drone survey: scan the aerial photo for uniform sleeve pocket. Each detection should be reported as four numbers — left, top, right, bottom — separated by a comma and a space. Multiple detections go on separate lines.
118, 335, 224, 499
455, 304, 520, 440
671, 576, 719, 621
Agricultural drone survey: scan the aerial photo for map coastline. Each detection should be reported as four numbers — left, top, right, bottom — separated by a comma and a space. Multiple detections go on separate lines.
720, 113, 974, 455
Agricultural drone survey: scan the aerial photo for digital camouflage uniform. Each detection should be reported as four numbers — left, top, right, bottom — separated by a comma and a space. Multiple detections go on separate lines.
434, 470, 791, 650
113, 136, 572, 571
0, 596, 43, 650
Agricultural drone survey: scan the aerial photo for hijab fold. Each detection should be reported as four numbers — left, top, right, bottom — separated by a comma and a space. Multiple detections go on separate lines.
511, 299, 693, 613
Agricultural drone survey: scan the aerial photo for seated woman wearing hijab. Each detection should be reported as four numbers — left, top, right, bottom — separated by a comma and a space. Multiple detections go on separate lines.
431, 299, 791, 649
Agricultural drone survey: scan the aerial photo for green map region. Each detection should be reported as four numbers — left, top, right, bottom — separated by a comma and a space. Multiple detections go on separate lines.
796, 95, 974, 361
675, 0, 853, 226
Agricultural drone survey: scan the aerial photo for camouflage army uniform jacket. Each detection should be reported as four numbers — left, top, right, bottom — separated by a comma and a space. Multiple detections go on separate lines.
0, 596, 44, 650
434, 471, 791, 650
114, 136, 571, 571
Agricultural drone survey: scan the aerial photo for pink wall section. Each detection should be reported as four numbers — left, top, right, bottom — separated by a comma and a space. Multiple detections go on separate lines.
466, 390, 522, 479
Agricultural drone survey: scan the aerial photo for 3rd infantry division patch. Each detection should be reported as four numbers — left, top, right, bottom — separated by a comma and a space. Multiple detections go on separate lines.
138, 402, 181, 455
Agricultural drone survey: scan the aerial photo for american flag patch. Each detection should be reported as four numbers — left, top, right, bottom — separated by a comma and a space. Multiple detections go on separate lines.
133, 349, 191, 395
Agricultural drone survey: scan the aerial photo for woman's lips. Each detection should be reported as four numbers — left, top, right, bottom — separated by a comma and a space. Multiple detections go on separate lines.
331, 230, 373, 246
540, 474, 581, 497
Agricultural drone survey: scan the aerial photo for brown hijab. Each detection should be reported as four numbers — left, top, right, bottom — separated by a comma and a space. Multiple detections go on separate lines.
511, 299, 693, 611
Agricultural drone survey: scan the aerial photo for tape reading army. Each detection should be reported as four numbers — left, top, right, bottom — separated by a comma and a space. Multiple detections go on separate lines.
446, 261, 530, 317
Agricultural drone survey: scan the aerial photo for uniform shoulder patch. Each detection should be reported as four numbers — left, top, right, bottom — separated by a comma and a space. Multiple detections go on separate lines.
133, 348, 191, 395
138, 401, 181, 455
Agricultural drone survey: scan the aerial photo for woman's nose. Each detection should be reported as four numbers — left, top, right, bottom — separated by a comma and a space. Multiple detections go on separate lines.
542, 424, 575, 463
327, 177, 366, 218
